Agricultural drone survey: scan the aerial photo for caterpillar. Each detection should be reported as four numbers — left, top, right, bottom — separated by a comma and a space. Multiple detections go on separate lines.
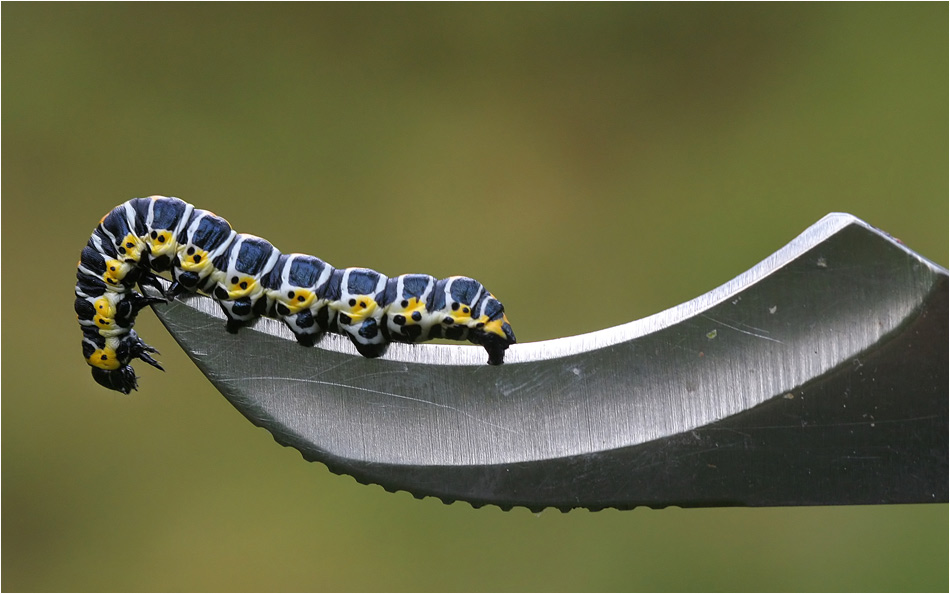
76, 196, 516, 394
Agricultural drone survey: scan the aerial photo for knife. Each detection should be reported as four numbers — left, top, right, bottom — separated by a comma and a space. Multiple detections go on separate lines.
142, 213, 948, 511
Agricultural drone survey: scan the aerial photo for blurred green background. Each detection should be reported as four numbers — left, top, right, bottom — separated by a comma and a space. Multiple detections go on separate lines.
3, 4, 947, 591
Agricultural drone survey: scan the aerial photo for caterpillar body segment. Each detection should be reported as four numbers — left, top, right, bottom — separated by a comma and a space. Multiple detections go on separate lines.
75, 278, 162, 337
263, 253, 334, 346
166, 208, 236, 297
130, 196, 195, 271
325, 267, 390, 358
97, 201, 148, 265
210, 233, 281, 332
76, 196, 516, 393
381, 273, 440, 344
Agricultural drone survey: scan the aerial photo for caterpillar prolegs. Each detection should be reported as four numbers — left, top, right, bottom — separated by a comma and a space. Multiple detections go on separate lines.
76, 196, 517, 394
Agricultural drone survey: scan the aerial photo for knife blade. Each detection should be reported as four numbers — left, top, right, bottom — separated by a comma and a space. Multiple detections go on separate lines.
144, 213, 948, 511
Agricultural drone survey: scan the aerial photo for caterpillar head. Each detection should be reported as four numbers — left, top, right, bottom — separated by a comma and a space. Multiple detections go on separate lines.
83, 330, 163, 394
91, 365, 139, 394
82, 332, 137, 394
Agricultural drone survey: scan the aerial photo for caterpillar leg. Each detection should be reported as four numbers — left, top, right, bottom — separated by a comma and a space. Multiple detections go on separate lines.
352, 341, 388, 359
345, 317, 388, 359
164, 278, 191, 300
120, 291, 167, 323
136, 271, 169, 300
118, 330, 164, 371
293, 332, 319, 347
217, 295, 270, 334
218, 299, 252, 333
283, 310, 325, 346
382, 312, 425, 343
129, 339, 163, 371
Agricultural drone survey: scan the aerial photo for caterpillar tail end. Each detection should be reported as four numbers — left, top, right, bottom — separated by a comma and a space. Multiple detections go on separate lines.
473, 324, 517, 366
486, 346, 507, 366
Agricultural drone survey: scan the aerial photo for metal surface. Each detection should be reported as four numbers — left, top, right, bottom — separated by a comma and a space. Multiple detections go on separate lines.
147, 213, 948, 510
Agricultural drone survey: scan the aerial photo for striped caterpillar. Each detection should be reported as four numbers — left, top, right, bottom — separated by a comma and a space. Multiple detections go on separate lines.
75, 196, 516, 394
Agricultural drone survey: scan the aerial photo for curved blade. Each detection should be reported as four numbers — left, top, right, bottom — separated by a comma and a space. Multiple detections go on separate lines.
147, 213, 948, 510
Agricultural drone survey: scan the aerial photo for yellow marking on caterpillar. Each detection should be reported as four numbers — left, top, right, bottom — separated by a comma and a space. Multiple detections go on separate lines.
333, 296, 378, 323
480, 318, 507, 338
145, 230, 176, 257
88, 346, 120, 370
451, 304, 475, 326
118, 233, 146, 262
103, 259, 132, 286
279, 288, 316, 315
394, 297, 427, 324
179, 247, 211, 272
94, 297, 116, 330
226, 276, 258, 300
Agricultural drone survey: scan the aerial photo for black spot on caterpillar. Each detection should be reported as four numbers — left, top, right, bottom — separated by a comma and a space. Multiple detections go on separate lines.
75, 196, 517, 394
